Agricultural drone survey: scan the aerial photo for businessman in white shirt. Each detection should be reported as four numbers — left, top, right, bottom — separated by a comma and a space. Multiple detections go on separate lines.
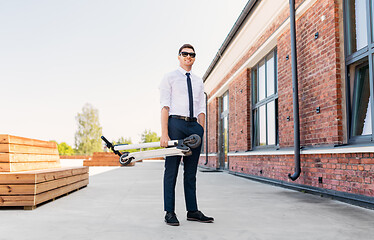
159, 44, 214, 226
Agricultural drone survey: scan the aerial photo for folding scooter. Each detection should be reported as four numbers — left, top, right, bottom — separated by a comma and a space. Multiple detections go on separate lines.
101, 134, 201, 166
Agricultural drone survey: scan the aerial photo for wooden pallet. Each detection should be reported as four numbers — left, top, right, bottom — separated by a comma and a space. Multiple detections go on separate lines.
0, 135, 60, 172
83, 152, 135, 167
0, 135, 89, 209
0, 166, 89, 209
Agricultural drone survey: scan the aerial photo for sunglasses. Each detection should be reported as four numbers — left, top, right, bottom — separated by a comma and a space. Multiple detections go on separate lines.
180, 52, 196, 58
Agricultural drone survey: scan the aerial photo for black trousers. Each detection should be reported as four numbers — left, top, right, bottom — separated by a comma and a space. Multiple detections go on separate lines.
163, 117, 204, 212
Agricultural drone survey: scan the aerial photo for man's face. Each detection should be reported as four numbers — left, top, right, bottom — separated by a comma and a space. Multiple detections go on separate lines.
178, 48, 195, 68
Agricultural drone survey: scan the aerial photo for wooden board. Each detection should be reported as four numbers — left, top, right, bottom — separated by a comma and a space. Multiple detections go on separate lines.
35, 179, 89, 205
93, 152, 117, 156
0, 173, 89, 195
0, 161, 61, 172
84, 161, 120, 166
0, 153, 60, 163
36, 173, 88, 194
92, 155, 119, 160
0, 166, 89, 208
35, 167, 88, 183
0, 179, 89, 207
0, 135, 57, 148
0, 166, 89, 184
0, 195, 34, 207
0, 144, 59, 155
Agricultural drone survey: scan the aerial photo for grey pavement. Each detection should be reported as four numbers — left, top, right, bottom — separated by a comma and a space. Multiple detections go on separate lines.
1, 160, 374, 240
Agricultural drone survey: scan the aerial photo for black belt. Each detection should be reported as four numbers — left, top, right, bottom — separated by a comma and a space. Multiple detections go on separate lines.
169, 115, 197, 122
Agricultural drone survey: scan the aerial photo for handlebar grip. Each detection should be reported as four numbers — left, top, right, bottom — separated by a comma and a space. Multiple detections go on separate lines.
101, 136, 113, 148
101, 135, 122, 157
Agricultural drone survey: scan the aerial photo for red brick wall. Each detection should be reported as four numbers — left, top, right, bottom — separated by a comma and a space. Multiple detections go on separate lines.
228, 69, 251, 151
277, 0, 344, 147
229, 153, 374, 197
199, 0, 372, 198
207, 98, 218, 154
199, 156, 219, 169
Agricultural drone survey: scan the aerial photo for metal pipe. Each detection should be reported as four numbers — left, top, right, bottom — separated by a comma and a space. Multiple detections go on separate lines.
204, 92, 209, 165
288, 0, 301, 181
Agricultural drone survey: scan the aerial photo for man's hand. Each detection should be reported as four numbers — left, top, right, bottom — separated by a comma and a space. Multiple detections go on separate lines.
160, 134, 171, 148
160, 106, 170, 148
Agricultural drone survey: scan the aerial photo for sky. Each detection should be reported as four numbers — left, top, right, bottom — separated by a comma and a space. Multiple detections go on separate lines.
0, 0, 248, 146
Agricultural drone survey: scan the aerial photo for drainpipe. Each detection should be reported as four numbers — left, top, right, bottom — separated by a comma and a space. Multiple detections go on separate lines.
204, 92, 209, 165
288, 0, 301, 181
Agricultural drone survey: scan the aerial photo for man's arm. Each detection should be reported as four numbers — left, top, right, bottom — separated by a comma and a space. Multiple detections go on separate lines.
198, 113, 205, 131
160, 106, 170, 147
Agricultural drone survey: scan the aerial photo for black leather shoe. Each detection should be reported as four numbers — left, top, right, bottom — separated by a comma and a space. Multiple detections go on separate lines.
187, 210, 214, 223
165, 212, 180, 226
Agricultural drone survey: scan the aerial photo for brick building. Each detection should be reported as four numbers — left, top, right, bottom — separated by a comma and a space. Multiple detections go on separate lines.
200, 0, 374, 207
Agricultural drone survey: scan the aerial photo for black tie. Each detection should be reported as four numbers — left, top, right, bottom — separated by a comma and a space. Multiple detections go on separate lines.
186, 73, 194, 118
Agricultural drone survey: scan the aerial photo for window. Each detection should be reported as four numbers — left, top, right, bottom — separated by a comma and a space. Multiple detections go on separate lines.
219, 91, 229, 169
349, 59, 372, 136
346, 0, 368, 55
252, 49, 278, 147
345, 0, 374, 142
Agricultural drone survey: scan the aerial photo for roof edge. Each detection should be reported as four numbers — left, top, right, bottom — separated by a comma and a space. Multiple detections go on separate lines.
203, 0, 259, 82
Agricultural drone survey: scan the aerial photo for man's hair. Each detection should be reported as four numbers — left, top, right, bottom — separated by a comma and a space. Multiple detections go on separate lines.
179, 44, 195, 54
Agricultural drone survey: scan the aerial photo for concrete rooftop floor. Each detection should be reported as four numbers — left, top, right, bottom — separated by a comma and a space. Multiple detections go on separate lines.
0, 160, 373, 240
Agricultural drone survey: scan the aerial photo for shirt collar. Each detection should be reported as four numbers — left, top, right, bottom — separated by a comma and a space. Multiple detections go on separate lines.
178, 67, 191, 76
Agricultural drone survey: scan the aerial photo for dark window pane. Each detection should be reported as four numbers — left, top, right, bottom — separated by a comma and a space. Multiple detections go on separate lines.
346, 0, 368, 54
252, 68, 258, 103
253, 109, 259, 146
351, 62, 372, 136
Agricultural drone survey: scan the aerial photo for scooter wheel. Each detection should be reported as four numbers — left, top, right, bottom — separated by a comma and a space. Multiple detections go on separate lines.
119, 153, 133, 166
184, 134, 201, 148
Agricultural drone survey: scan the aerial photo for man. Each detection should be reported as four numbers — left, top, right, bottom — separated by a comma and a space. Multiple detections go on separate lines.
159, 44, 214, 226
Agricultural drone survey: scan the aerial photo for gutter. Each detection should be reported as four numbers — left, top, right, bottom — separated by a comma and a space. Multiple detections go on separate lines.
203, 0, 259, 82
204, 92, 209, 165
288, 0, 301, 181
231, 171, 374, 210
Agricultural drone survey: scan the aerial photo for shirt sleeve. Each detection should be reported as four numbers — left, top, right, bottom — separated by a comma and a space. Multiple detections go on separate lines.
159, 74, 171, 110
196, 80, 206, 116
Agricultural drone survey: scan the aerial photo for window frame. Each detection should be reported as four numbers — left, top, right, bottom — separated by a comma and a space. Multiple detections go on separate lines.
218, 91, 229, 169
251, 48, 279, 148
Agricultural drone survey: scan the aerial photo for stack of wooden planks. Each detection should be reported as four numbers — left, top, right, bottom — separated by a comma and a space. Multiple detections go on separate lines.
0, 135, 89, 209
0, 167, 88, 210
0, 135, 60, 172
83, 152, 135, 166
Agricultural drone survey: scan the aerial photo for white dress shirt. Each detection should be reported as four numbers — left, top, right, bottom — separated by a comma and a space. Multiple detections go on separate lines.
159, 67, 206, 118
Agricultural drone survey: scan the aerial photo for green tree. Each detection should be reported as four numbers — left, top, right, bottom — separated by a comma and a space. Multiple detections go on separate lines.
74, 103, 103, 155
113, 136, 132, 145
50, 141, 75, 156
140, 129, 161, 151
